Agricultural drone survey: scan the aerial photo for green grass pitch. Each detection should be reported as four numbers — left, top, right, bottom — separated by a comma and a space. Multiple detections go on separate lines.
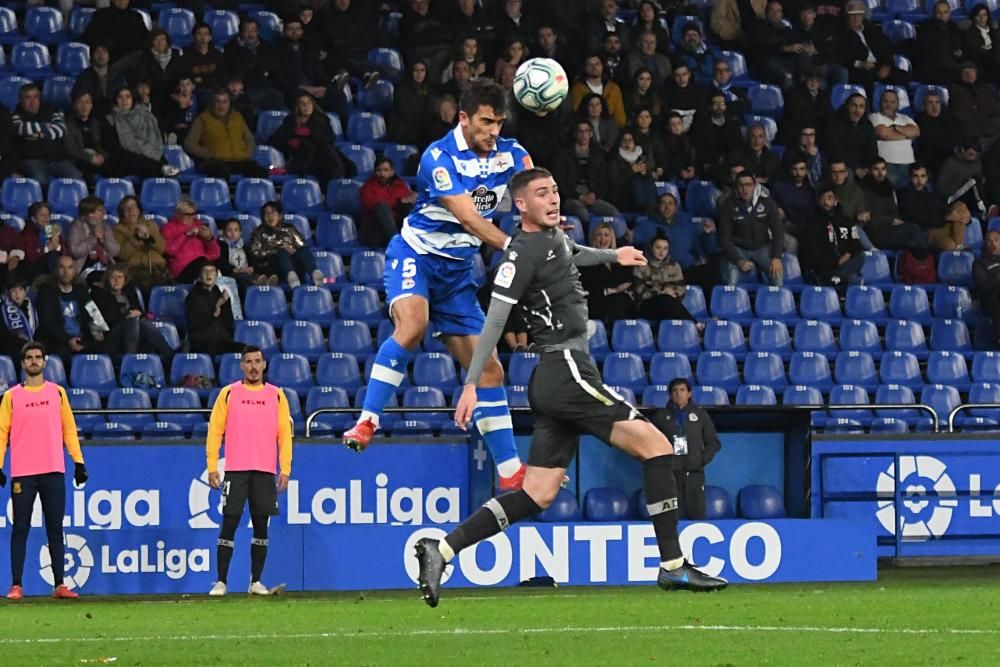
2, 566, 998, 666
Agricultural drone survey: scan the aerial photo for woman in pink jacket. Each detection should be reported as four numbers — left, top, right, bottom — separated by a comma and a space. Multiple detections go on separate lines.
161, 198, 220, 282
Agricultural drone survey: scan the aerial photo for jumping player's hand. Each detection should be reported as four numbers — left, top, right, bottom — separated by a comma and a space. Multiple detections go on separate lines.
0, 469, 6, 487
454, 384, 478, 431
208, 471, 221, 489
277, 474, 289, 493
74, 463, 88, 486
615, 246, 647, 267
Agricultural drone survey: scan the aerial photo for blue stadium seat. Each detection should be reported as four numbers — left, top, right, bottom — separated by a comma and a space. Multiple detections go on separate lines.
162, 144, 196, 182
967, 382, 1000, 419
376, 318, 395, 348
346, 111, 387, 143
783, 384, 824, 408
926, 351, 971, 391
313, 251, 344, 288
606, 386, 638, 407
938, 251, 975, 286
845, 286, 888, 323
1, 178, 43, 216
120, 354, 165, 399
158, 7, 195, 47
743, 114, 778, 143
829, 384, 873, 425
316, 353, 362, 396
718, 50, 749, 80
168, 354, 215, 397
611, 319, 655, 361
70, 354, 116, 397
367, 47, 404, 81
649, 352, 692, 386
305, 386, 352, 433
874, 383, 920, 425
68, 6, 95, 37
94, 178, 135, 212
316, 213, 359, 253
641, 384, 672, 408
340, 144, 376, 177
502, 385, 528, 408
0, 356, 14, 388
839, 319, 882, 357
692, 385, 730, 406
140, 178, 182, 217
283, 213, 311, 245
217, 354, 242, 386
972, 351, 1000, 383
872, 83, 912, 115
793, 320, 837, 358
242, 286, 288, 328
831, 83, 866, 109
107, 388, 153, 429
889, 285, 932, 323
782, 253, 803, 286
280, 178, 323, 217
602, 352, 647, 394
47, 178, 88, 216
402, 386, 448, 426
337, 285, 383, 324
1, 212, 25, 231
754, 286, 797, 321
702, 486, 734, 519
883, 19, 917, 43
11, 41, 53, 78
656, 319, 701, 359
919, 384, 961, 428
255, 110, 287, 143
142, 421, 186, 440
748, 319, 792, 358
381, 143, 418, 176
788, 351, 833, 392
965, 215, 984, 252
234, 178, 276, 214
250, 9, 281, 42
695, 351, 739, 392
149, 285, 188, 327
150, 321, 181, 351
743, 351, 787, 390
37, 354, 66, 385
930, 319, 972, 353
91, 422, 135, 440
738, 485, 786, 519
879, 350, 923, 389
349, 250, 386, 287
834, 351, 878, 390
41, 75, 73, 109
412, 352, 458, 392
710, 286, 752, 324
681, 285, 708, 319
913, 83, 949, 111
861, 251, 892, 285
736, 384, 778, 405
184, 178, 232, 217
508, 352, 540, 386
588, 319, 610, 362
358, 79, 395, 114
327, 179, 361, 216
0, 76, 30, 111
253, 145, 286, 180
204, 9, 239, 44
67, 387, 103, 434
885, 319, 928, 358
264, 353, 312, 394
0, 7, 20, 45
584, 487, 630, 521
326, 319, 371, 357
684, 180, 720, 217
703, 320, 747, 357
746, 84, 784, 118
799, 286, 842, 321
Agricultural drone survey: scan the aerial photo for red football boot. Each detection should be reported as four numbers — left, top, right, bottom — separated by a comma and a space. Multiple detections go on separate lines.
343, 418, 377, 452
6, 585, 23, 600
499, 463, 527, 491
52, 585, 79, 599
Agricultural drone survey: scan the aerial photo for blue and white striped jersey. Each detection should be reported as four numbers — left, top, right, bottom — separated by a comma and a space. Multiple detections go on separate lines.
400, 125, 532, 260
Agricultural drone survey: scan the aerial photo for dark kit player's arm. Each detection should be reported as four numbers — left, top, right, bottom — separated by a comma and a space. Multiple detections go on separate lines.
439, 193, 511, 251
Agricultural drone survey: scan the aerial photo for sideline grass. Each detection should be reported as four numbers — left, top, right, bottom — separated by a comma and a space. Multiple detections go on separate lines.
2, 566, 998, 666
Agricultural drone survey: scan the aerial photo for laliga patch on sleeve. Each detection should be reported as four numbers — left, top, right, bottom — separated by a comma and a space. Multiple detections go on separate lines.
432, 166, 453, 190
495, 261, 517, 288
522, 155, 534, 169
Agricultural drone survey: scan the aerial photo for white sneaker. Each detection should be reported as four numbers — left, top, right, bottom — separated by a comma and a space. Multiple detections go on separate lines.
161, 165, 180, 177
311, 269, 324, 285
286, 272, 301, 289
248, 580, 270, 596
208, 581, 227, 596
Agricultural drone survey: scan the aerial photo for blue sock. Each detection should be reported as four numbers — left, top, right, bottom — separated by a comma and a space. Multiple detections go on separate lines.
360, 337, 415, 428
473, 386, 521, 476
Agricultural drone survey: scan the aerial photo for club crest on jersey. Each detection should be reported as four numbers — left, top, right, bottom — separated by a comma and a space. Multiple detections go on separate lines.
472, 185, 499, 213
495, 262, 516, 288
432, 167, 453, 190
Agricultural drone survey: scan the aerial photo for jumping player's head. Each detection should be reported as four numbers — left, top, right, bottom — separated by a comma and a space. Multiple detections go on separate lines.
240, 345, 266, 385
458, 79, 509, 157
21, 342, 46, 379
510, 167, 560, 232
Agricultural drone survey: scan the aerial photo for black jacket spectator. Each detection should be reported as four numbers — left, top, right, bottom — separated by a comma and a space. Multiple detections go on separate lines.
692, 96, 743, 179
224, 24, 278, 94
727, 127, 782, 184
914, 10, 963, 84
512, 103, 572, 173
825, 101, 878, 172
399, 2, 452, 76
131, 33, 186, 111
915, 106, 962, 177
268, 95, 351, 183
899, 184, 947, 230
82, 2, 149, 64
177, 28, 229, 92
36, 273, 99, 365
973, 231, 1000, 345
717, 185, 784, 262
70, 45, 128, 117
799, 203, 863, 282
962, 5, 1000, 78
837, 19, 900, 87
389, 61, 436, 148
950, 65, 1000, 141
184, 270, 240, 357
781, 78, 832, 144
0, 105, 18, 181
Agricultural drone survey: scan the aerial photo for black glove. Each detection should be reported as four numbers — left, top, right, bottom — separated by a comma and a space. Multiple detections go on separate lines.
74, 463, 88, 486
0, 469, 6, 488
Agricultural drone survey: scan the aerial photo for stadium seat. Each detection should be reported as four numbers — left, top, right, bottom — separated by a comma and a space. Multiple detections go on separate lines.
149, 321, 181, 352
0, 7, 20, 45
584, 488, 630, 521
70, 354, 116, 397
107, 388, 153, 429
367, 47, 404, 81
793, 320, 837, 358
839, 319, 882, 357
504, 385, 529, 408
799, 286, 842, 321
972, 351, 1000, 383
829, 384, 873, 425
305, 386, 352, 433
860, 251, 892, 285
91, 422, 135, 440
744, 114, 778, 143
648, 352, 692, 386
926, 351, 971, 391
736, 384, 778, 405
41, 75, 73, 109
692, 385, 730, 405
0, 356, 14, 388
216, 354, 242, 386
253, 145, 287, 181
140, 178, 182, 217
327, 178, 363, 214
656, 319, 701, 359
376, 319, 395, 348
264, 353, 312, 394
879, 351, 923, 389
919, 384, 961, 429
325, 112, 344, 140
967, 382, 1000, 418
67, 387, 103, 434
2, 178, 43, 216
782, 253, 803, 286
883, 19, 917, 43
834, 351, 878, 391
313, 251, 344, 288
0, 76, 31, 111
611, 319, 655, 360
349, 250, 386, 287
885, 319, 928, 358
504, 352, 538, 386
242, 286, 288, 328
346, 111, 387, 144
158, 7, 195, 47
704, 486, 735, 519
937, 251, 974, 286
162, 144, 196, 182
641, 384, 672, 408
695, 351, 740, 392
1, 212, 25, 231
338, 286, 382, 325
788, 351, 833, 392
381, 143, 418, 177
602, 352, 647, 394
36, 355, 66, 386
743, 351, 786, 390
588, 319, 610, 362
236, 318, 280, 354
47, 178, 88, 216
889, 285, 932, 323
119, 354, 165, 399
412, 352, 458, 393
930, 319, 972, 353
203, 9, 239, 44
703, 320, 747, 357
913, 83, 949, 110
149, 285, 188, 327
874, 383, 920, 425
845, 286, 888, 322
234, 178, 276, 214
326, 319, 372, 357
255, 111, 287, 143
738, 485, 786, 519
710, 286, 752, 324
402, 386, 448, 427
718, 50, 748, 80
830, 83, 865, 110
684, 180, 721, 217
783, 384, 824, 410
94, 178, 135, 212
746, 84, 784, 118
316, 353, 362, 396
316, 213, 359, 253
283, 213, 311, 244
54, 42, 87, 77
872, 83, 912, 115
11, 41, 53, 78
358, 79, 395, 114
754, 286, 797, 321
748, 319, 792, 358
168, 354, 215, 397
280, 178, 323, 217
141, 421, 186, 440
536, 488, 581, 522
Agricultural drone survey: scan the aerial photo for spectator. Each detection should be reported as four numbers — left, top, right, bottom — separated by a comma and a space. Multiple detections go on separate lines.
771, 156, 816, 252
693, 90, 743, 181
608, 130, 658, 214
223, 17, 283, 111
727, 125, 781, 184
273, 14, 349, 122
0, 277, 38, 360
552, 121, 620, 228
535, 24, 574, 79
162, 198, 221, 283
629, 29, 672, 89
651, 378, 722, 520
578, 222, 635, 326
579, 93, 619, 152
248, 201, 323, 289
569, 54, 627, 129
676, 23, 714, 87
862, 158, 930, 252
184, 263, 240, 356
158, 76, 198, 145
494, 36, 529, 80
600, 30, 630, 91
225, 76, 258, 133
496, 0, 535, 49
587, 0, 631, 54
711, 0, 767, 48
184, 91, 267, 180
67, 196, 119, 283
717, 171, 785, 286
786, 125, 829, 186
178, 22, 230, 94
632, 1, 670, 55
426, 95, 459, 140
11, 202, 62, 283
268, 93, 349, 183
899, 163, 961, 250
218, 218, 274, 291
389, 60, 436, 148
113, 195, 168, 290
81, 0, 149, 65
399, 0, 452, 82
869, 88, 919, 189
950, 62, 1000, 144
510, 100, 572, 173
89, 264, 172, 357
359, 157, 417, 248
753, 1, 811, 88
973, 230, 1000, 347
11, 84, 81, 186
662, 112, 698, 182
963, 4, 1000, 80
825, 93, 878, 178
64, 92, 111, 184
799, 185, 865, 286
449, 2, 496, 59
938, 138, 991, 219
323, 0, 384, 88
624, 67, 663, 119
839, 0, 909, 89
70, 44, 127, 117
828, 159, 874, 240
781, 68, 831, 145
631, 109, 667, 179
793, 3, 847, 86
105, 86, 177, 178
710, 58, 750, 118
438, 59, 474, 102
661, 60, 704, 132
632, 236, 700, 323
914, 90, 960, 177
914, 1, 964, 85
132, 28, 185, 110
36, 256, 102, 365
442, 35, 487, 84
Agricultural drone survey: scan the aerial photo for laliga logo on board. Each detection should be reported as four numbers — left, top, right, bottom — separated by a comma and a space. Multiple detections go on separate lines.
40, 533, 93, 590
876, 455, 957, 540
189, 457, 226, 528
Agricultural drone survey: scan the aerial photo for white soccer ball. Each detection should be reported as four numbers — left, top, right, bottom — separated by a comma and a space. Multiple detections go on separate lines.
513, 57, 569, 113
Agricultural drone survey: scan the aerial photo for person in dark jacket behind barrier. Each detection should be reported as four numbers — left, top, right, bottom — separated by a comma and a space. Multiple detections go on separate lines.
650, 378, 722, 520
717, 171, 785, 286
974, 230, 1000, 347
798, 185, 866, 286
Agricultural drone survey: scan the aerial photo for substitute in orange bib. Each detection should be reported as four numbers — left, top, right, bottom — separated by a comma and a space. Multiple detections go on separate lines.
205, 345, 292, 597
0, 342, 87, 600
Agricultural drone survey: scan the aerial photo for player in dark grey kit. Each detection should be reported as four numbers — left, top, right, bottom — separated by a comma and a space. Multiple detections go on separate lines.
414, 168, 727, 606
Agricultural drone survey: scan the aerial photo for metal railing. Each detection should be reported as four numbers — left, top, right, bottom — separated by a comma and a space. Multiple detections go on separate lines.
825, 403, 940, 432
947, 403, 1000, 432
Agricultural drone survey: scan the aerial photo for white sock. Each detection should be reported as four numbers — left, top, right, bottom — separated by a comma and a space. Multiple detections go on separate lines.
358, 411, 380, 428
661, 557, 684, 571
497, 458, 523, 478
438, 538, 455, 563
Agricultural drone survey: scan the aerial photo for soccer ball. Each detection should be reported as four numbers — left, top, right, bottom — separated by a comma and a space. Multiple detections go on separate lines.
513, 58, 569, 113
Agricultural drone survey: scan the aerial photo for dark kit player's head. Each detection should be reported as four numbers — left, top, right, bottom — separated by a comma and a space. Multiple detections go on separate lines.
510, 168, 560, 231
240, 345, 266, 385
21, 342, 46, 377
459, 79, 509, 157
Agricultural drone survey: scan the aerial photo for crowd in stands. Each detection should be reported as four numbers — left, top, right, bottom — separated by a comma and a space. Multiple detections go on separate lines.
1, 0, 1000, 432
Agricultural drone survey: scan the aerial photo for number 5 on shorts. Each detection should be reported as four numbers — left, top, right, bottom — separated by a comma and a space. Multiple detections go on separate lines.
401, 257, 417, 290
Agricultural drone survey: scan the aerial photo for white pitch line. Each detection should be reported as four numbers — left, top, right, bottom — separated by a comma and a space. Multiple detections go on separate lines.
1, 624, 997, 645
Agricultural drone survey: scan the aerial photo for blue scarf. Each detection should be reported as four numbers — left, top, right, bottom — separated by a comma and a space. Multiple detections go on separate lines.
1, 296, 36, 342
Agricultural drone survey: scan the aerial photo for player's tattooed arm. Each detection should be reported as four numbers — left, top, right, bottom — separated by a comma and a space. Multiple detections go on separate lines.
439, 193, 511, 250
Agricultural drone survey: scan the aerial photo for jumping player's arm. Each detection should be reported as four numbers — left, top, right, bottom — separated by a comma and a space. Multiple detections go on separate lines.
276, 390, 292, 482
57, 386, 83, 464
206, 385, 232, 485
439, 193, 511, 251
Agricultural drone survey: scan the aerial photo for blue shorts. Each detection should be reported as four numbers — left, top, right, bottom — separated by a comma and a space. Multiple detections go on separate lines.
384, 235, 485, 337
